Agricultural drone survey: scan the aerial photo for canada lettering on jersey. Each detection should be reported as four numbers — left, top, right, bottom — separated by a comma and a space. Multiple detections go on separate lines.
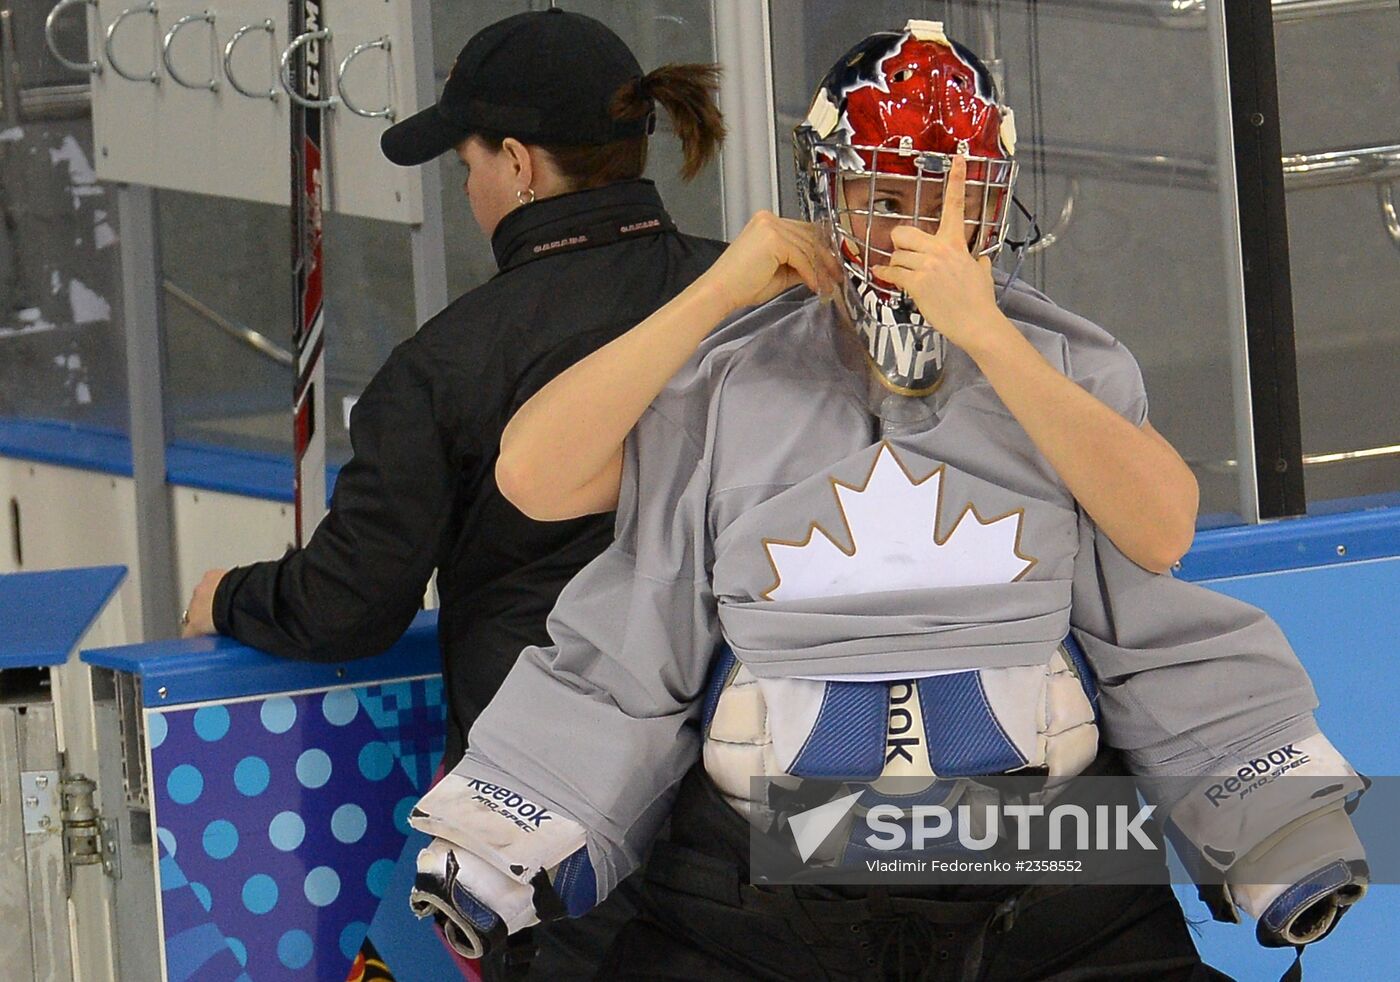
857, 314, 940, 382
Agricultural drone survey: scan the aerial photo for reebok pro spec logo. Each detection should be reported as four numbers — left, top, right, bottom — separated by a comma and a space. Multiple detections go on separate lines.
468, 780, 554, 833
1203, 744, 1310, 807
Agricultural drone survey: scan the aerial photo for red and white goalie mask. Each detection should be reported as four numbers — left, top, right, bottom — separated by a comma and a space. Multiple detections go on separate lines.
796, 20, 1018, 396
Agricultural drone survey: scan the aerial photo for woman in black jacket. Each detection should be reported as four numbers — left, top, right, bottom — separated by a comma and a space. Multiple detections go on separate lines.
178, 9, 753, 979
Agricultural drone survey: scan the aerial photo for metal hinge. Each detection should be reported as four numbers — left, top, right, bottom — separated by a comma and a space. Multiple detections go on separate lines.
60, 775, 120, 887
21, 770, 119, 890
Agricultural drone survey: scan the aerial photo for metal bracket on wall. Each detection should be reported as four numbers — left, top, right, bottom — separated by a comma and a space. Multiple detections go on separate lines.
22, 769, 120, 892
20, 769, 61, 833
44, 0, 102, 75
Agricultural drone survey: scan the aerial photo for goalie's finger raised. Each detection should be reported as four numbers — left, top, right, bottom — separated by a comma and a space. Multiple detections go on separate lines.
937, 154, 969, 248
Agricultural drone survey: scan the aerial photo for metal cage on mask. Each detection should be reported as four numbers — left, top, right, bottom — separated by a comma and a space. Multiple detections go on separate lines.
796, 128, 1019, 398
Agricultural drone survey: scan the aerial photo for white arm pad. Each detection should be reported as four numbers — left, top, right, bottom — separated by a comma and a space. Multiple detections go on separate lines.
407, 773, 600, 959
1168, 732, 1363, 873
410, 773, 588, 885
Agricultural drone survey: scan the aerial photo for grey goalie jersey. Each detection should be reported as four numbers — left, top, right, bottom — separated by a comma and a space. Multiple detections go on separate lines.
408, 283, 1367, 958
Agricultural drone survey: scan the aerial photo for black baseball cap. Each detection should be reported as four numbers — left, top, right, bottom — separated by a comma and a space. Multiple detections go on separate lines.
381, 8, 651, 166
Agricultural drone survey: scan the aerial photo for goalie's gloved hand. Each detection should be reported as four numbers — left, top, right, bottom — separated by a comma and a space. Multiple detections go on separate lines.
1256, 858, 1368, 949
1227, 801, 1368, 948
410, 838, 522, 959
409, 836, 600, 959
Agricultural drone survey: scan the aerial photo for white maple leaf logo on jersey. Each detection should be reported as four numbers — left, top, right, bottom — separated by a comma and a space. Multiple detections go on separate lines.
762, 442, 1034, 602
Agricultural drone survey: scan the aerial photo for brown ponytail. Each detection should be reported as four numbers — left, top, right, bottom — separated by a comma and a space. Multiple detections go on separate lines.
508, 63, 724, 191
612, 64, 725, 181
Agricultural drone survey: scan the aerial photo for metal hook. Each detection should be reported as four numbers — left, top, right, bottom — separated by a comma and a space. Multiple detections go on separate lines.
336, 36, 395, 120
279, 28, 336, 109
104, 2, 160, 84
161, 10, 217, 91
223, 19, 278, 100
45, 0, 101, 75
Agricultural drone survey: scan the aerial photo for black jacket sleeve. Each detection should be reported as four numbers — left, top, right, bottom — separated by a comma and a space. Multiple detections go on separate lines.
212, 343, 462, 661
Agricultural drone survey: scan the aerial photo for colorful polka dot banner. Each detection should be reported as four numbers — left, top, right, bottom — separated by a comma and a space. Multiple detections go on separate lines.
148, 679, 446, 980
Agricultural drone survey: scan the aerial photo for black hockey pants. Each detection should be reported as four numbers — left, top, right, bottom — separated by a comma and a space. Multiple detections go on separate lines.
597, 766, 1236, 982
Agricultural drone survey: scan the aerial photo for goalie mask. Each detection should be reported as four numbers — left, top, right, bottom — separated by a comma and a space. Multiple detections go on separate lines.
796, 20, 1018, 396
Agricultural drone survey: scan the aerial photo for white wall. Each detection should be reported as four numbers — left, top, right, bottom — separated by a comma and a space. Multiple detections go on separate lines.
170, 486, 294, 609
2, 458, 143, 640
3, 455, 436, 645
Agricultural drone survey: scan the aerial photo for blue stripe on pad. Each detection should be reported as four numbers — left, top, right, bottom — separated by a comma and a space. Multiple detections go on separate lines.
553, 848, 598, 918
450, 881, 502, 931
790, 681, 888, 780
701, 645, 738, 737
917, 672, 1027, 776
1262, 860, 1352, 934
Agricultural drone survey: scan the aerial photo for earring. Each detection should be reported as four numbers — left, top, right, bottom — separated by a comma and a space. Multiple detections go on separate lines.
516, 187, 536, 205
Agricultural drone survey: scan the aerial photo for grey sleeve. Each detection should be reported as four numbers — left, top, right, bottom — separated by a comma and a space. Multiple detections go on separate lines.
1001, 285, 1149, 425
1068, 513, 1367, 925
1062, 317, 1149, 427
1068, 512, 1319, 777
451, 404, 722, 897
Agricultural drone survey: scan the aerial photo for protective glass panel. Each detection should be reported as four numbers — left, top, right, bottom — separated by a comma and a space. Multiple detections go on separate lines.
163, 0, 725, 467
769, 1, 1248, 525
160, 197, 414, 466
1274, 5, 1400, 509
0, 18, 127, 437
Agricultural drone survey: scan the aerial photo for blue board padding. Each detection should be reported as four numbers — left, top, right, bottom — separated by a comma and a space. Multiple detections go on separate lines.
0, 417, 133, 476
0, 416, 341, 503
82, 610, 440, 706
1181, 555, 1400, 979
1179, 505, 1400, 581
166, 440, 341, 504
166, 439, 342, 504
150, 683, 443, 981
1307, 491, 1400, 516
0, 566, 125, 669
